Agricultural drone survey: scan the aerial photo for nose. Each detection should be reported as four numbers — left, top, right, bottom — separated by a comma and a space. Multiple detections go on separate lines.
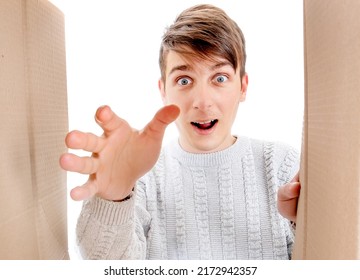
192, 84, 213, 111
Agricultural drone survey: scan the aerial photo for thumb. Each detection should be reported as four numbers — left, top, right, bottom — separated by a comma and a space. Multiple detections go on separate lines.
143, 105, 180, 139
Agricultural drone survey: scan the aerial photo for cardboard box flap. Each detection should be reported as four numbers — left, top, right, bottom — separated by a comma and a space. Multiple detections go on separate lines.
293, 0, 360, 259
0, 0, 69, 259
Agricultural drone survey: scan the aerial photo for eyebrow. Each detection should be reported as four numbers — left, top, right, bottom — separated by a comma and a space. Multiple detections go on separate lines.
211, 61, 233, 70
168, 61, 233, 77
168, 64, 192, 76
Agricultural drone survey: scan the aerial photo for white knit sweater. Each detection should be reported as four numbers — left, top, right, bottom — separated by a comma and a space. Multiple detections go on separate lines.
76, 136, 299, 260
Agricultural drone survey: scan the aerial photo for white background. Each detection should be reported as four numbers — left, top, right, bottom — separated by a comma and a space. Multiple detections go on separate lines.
50, 0, 304, 259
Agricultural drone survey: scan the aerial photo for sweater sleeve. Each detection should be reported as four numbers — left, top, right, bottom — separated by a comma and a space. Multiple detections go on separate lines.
75, 181, 151, 259
274, 142, 300, 186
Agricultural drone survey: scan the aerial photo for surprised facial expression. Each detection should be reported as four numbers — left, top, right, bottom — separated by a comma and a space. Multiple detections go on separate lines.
159, 50, 248, 153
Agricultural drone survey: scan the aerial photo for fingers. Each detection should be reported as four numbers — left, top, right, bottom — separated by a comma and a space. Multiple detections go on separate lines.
156, 104, 181, 124
70, 181, 98, 201
95, 105, 128, 136
278, 181, 301, 201
59, 153, 99, 175
278, 181, 301, 222
65, 130, 105, 153
278, 170, 301, 202
143, 105, 180, 139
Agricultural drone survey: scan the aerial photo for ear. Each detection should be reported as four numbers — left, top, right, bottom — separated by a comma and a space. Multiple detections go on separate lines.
158, 78, 167, 104
239, 73, 248, 102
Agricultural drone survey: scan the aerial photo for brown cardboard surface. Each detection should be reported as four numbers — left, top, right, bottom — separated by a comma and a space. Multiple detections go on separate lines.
0, 0, 69, 259
293, 0, 360, 259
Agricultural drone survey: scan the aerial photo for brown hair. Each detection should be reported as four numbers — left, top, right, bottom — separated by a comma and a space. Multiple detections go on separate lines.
159, 4, 246, 82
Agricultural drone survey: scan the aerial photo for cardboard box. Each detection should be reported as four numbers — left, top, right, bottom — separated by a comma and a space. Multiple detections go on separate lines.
0, 0, 69, 259
293, 0, 360, 259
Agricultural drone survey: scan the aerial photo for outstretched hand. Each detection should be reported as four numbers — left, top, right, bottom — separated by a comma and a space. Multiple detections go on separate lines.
60, 104, 180, 201
277, 172, 301, 222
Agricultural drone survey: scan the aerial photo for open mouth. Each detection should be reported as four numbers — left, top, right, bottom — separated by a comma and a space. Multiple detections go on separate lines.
191, 119, 218, 130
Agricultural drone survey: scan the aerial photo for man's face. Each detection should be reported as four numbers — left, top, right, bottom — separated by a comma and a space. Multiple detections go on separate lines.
159, 50, 248, 153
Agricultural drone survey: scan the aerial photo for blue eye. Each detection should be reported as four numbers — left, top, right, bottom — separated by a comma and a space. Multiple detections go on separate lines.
177, 77, 191, 86
216, 75, 228, 83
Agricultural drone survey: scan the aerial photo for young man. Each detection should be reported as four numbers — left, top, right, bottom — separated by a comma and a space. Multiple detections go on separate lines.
60, 4, 300, 259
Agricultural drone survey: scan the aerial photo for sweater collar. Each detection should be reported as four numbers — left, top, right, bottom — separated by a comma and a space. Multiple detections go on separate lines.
167, 136, 250, 167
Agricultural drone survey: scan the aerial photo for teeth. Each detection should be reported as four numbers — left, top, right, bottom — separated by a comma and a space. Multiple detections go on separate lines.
193, 120, 215, 124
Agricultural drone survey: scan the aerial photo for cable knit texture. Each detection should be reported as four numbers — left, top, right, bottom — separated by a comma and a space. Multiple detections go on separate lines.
76, 136, 299, 259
